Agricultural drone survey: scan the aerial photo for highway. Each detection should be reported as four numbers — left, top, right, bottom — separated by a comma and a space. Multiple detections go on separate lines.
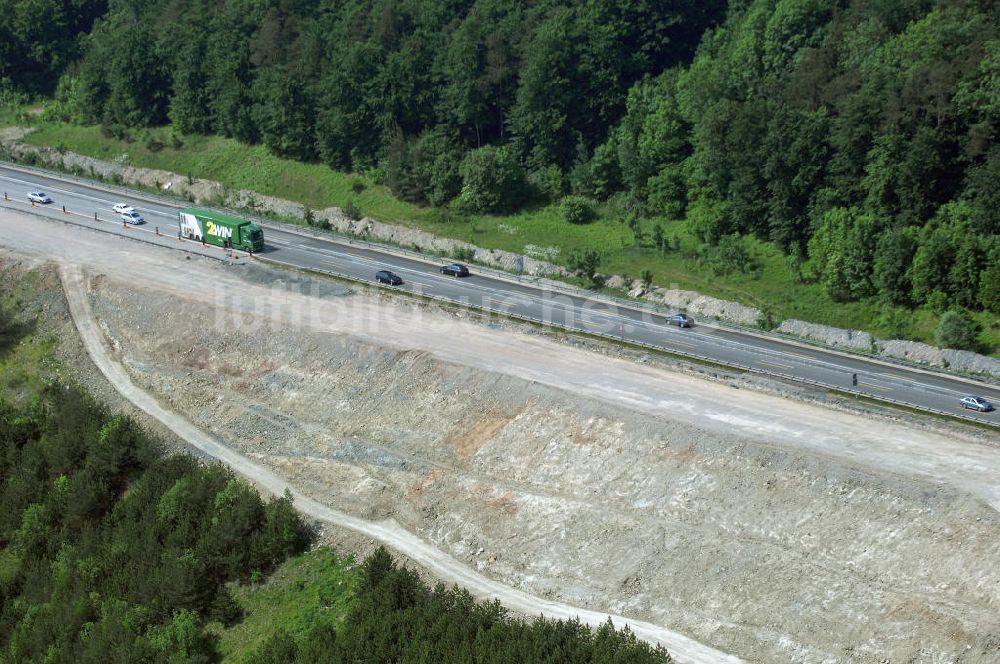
2, 162, 998, 427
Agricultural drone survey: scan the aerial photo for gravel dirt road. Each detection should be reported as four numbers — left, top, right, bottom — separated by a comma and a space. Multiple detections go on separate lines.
4, 209, 1000, 662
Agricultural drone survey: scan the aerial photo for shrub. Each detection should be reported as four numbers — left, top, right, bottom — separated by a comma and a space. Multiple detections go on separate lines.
457, 145, 528, 213
351, 179, 366, 194
142, 131, 164, 152
560, 195, 596, 225
303, 206, 315, 226
934, 310, 980, 350
566, 248, 603, 286
451, 247, 475, 262
528, 165, 566, 201
756, 306, 777, 331
710, 234, 758, 276
343, 200, 362, 221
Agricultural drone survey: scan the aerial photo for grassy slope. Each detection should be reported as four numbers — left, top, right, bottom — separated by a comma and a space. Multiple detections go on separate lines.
17, 122, 999, 354
0, 268, 59, 403
213, 547, 360, 663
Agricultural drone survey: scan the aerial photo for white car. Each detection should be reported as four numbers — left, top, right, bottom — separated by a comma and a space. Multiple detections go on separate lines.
112, 203, 135, 214
121, 210, 145, 225
28, 191, 52, 204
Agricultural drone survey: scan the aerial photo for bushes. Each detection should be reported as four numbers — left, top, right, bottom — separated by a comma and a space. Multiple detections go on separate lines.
456, 145, 528, 214
566, 248, 603, 287
343, 200, 362, 222
560, 195, 596, 225
935, 310, 980, 351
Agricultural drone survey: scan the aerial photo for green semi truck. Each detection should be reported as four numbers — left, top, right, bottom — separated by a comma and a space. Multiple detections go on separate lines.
178, 208, 264, 252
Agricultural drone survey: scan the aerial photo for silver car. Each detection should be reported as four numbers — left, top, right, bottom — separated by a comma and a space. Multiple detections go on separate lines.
28, 191, 52, 204
121, 210, 145, 225
960, 396, 994, 412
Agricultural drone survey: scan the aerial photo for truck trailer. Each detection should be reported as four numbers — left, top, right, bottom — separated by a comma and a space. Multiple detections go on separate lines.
178, 208, 264, 252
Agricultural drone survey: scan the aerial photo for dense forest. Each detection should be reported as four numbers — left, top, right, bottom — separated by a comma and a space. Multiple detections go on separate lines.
0, 383, 311, 662
1, 0, 998, 316
247, 547, 672, 663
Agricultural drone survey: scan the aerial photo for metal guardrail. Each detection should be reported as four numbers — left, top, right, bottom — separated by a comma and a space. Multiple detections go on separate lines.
4, 158, 999, 389
255, 253, 1000, 431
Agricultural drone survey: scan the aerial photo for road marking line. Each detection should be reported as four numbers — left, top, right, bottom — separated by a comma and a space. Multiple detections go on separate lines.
758, 360, 793, 369
859, 381, 891, 392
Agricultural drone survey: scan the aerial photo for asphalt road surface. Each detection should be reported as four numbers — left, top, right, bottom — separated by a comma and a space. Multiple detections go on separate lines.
2, 162, 998, 427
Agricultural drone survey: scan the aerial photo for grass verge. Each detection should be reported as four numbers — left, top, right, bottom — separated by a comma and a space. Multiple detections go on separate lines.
0, 267, 59, 403
213, 547, 360, 663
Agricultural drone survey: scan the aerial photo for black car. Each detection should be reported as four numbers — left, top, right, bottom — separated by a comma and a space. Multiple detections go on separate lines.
666, 313, 693, 328
440, 263, 470, 277
375, 270, 403, 286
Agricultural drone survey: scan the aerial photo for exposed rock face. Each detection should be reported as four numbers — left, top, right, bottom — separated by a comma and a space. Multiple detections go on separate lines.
778, 319, 875, 353
877, 339, 1000, 379
778, 320, 1000, 380
604, 275, 627, 290
646, 288, 762, 326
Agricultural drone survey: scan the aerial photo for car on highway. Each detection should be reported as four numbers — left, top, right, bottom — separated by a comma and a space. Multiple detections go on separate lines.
665, 313, 693, 328
375, 270, 403, 286
960, 396, 994, 412
121, 210, 145, 225
440, 263, 470, 277
112, 203, 135, 214
27, 191, 52, 204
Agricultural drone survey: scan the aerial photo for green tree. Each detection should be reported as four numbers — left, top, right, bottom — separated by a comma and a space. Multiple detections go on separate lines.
566, 249, 603, 285
934, 310, 979, 351
560, 196, 595, 225
456, 145, 527, 213
873, 228, 917, 305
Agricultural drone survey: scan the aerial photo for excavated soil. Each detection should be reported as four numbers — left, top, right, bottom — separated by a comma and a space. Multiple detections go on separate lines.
86, 279, 1000, 663
2, 208, 999, 663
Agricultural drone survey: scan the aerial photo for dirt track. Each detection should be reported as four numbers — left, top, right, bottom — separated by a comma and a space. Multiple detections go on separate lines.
4, 210, 1000, 662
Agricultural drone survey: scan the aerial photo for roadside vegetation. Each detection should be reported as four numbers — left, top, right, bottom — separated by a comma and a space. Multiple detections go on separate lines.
1, 0, 998, 354
235, 546, 671, 664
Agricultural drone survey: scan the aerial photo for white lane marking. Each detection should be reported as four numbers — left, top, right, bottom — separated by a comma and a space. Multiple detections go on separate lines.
3, 174, 118, 208
758, 359, 793, 370
859, 381, 891, 392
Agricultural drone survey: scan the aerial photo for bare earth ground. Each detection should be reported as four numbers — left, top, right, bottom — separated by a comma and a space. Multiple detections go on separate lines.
3, 210, 1000, 662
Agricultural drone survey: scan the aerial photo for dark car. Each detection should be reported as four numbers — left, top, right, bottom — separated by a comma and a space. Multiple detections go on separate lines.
666, 313, 693, 328
440, 263, 470, 277
960, 396, 994, 412
375, 270, 403, 286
